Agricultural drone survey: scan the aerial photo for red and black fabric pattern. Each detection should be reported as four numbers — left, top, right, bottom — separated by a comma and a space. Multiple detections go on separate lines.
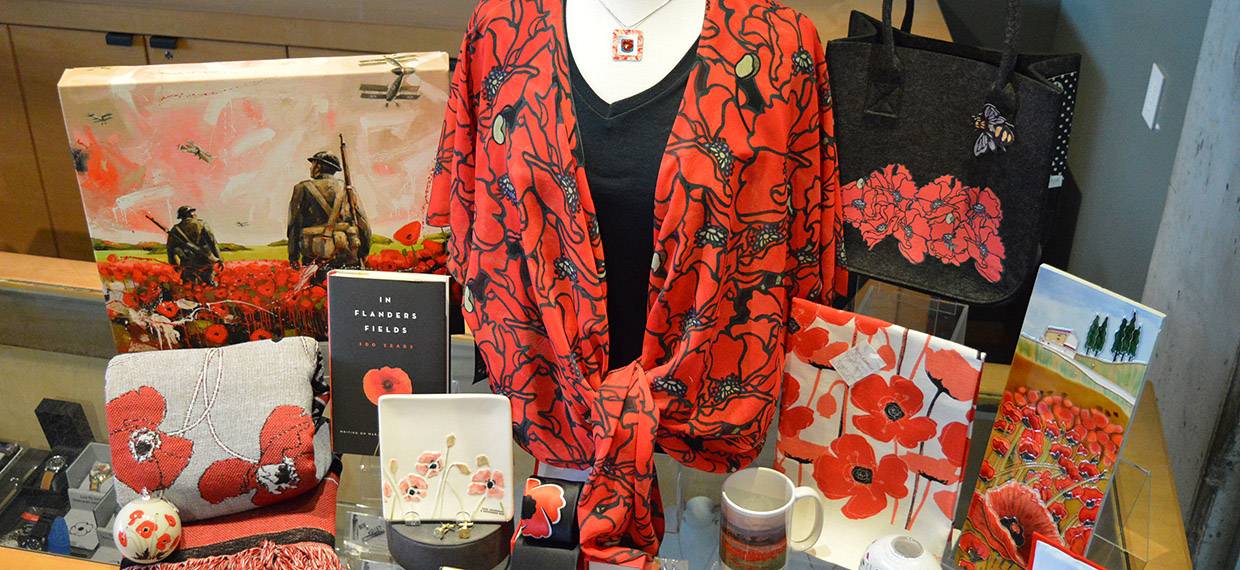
428, 0, 846, 565
120, 461, 342, 570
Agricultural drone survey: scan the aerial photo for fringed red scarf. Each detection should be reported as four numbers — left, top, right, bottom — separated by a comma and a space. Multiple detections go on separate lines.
123, 466, 342, 570
428, 0, 845, 565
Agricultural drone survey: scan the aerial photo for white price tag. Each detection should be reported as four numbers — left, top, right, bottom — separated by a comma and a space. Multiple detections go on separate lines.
829, 343, 885, 384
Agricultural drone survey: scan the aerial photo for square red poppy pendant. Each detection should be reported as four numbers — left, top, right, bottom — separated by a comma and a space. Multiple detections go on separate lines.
612, 29, 643, 61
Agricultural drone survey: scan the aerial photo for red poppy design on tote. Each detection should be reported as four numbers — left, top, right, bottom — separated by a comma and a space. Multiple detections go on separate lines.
362, 366, 413, 405
811, 434, 908, 519
518, 478, 567, 539
850, 375, 938, 448
199, 406, 317, 506
107, 387, 194, 493
842, 165, 1006, 282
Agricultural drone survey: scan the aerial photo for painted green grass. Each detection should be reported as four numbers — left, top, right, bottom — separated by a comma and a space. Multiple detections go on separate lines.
1016, 337, 1146, 413
95, 243, 422, 263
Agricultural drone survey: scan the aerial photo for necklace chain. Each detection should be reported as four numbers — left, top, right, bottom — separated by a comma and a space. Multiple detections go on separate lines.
594, 0, 676, 29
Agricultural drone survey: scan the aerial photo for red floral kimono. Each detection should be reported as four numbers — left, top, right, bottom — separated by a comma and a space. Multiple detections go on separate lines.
428, 0, 845, 564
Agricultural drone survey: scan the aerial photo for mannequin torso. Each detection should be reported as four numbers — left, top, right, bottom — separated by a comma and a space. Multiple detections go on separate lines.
565, 0, 706, 102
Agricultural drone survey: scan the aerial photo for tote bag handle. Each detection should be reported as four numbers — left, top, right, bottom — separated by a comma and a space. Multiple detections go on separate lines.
871, 0, 1022, 117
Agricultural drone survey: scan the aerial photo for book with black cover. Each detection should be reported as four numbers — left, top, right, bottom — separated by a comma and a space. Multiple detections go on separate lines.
328, 270, 450, 455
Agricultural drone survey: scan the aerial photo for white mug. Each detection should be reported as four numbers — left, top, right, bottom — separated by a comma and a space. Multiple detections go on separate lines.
720, 467, 825, 570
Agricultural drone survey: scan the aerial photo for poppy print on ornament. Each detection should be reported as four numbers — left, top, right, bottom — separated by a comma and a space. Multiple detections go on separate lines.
199, 406, 318, 507
363, 366, 413, 405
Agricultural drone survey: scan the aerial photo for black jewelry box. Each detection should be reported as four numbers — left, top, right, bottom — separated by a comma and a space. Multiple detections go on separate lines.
20, 399, 95, 508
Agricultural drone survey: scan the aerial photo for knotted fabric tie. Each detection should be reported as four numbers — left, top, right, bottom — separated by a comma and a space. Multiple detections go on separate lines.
578, 361, 664, 568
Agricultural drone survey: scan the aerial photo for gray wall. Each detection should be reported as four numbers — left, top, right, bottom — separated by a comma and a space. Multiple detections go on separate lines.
1051, 0, 1212, 299
937, 0, 1213, 299
1141, 0, 1240, 525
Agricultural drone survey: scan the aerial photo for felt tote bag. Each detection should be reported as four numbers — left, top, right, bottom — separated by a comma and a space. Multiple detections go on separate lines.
827, 0, 1080, 304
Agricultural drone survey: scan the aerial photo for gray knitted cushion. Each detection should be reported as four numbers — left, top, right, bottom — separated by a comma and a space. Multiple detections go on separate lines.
105, 337, 332, 521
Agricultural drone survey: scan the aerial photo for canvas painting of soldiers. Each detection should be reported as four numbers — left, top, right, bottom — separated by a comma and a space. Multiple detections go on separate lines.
57, 53, 452, 353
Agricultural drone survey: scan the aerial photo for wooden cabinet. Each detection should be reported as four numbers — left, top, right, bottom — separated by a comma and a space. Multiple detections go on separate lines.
146, 36, 286, 64
288, 46, 374, 58
9, 25, 149, 261
0, 25, 54, 257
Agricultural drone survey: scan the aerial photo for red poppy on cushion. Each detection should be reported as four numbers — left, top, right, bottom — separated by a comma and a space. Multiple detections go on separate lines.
204, 324, 228, 344
924, 348, 980, 402
249, 329, 273, 341
362, 366, 413, 405
519, 478, 567, 539
156, 302, 179, 318
851, 375, 938, 448
939, 422, 970, 467
107, 386, 194, 493
199, 405, 318, 507
811, 434, 908, 519
971, 482, 1062, 565
962, 221, 1006, 283
469, 469, 505, 499
393, 221, 423, 246
778, 406, 815, 438
958, 531, 990, 562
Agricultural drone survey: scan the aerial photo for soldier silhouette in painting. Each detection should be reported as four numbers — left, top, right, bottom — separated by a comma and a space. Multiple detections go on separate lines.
165, 206, 222, 286
287, 143, 371, 282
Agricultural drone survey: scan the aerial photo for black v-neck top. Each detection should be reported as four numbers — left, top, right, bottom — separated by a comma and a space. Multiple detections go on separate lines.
569, 44, 698, 370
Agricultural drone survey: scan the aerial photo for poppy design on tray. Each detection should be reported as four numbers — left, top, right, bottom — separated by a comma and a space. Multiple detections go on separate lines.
518, 478, 567, 540
380, 434, 507, 521
199, 405, 318, 506
107, 386, 194, 493
363, 366, 413, 405
841, 164, 1006, 282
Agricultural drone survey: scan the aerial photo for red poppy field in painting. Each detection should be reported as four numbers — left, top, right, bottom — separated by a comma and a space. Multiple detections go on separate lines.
96, 233, 449, 353
954, 343, 1130, 570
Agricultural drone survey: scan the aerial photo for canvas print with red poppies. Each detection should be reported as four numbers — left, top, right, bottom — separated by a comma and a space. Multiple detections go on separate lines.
954, 265, 1163, 570
776, 298, 984, 569
58, 53, 452, 353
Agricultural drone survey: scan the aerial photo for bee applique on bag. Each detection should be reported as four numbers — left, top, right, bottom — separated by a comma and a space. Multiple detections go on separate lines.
828, 0, 1080, 303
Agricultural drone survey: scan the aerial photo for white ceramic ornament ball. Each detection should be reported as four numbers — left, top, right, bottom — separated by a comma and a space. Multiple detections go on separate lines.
114, 495, 182, 563
859, 535, 939, 570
